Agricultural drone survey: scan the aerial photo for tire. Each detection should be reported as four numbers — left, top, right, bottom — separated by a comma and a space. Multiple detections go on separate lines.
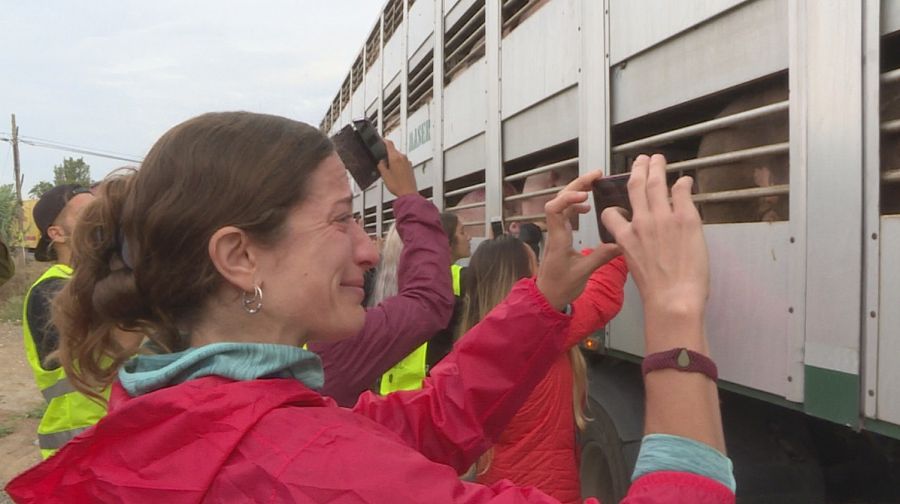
579, 397, 634, 504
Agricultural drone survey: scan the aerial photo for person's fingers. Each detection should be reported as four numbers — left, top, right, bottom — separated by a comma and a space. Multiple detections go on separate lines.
543, 169, 603, 226
627, 155, 651, 217
562, 169, 604, 193
376, 158, 390, 175
670, 175, 699, 220
569, 202, 592, 214
560, 201, 592, 225
545, 190, 589, 217
381, 139, 401, 170
601, 206, 630, 243
545, 190, 588, 253
576, 243, 622, 277
646, 154, 669, 215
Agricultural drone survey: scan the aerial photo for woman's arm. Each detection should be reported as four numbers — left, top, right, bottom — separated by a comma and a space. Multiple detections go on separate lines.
568, 254, 628, 346
607, 155, 734, 503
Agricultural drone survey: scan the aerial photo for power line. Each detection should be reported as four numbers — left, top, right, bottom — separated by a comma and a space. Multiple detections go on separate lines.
0, 134, 143, 163
20, 138, 142, 163
19, 134, 142, 161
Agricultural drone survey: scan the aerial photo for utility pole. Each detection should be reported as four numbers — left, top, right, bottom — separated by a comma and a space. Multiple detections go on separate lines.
11, 114, 26, 263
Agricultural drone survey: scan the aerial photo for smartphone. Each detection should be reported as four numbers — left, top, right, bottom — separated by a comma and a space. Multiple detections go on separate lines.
490, 216, 504, 238
591, 173, 632, 244
332, 119, 388, 191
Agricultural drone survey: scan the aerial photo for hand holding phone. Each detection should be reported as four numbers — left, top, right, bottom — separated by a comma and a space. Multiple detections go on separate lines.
592, 173, 632, 243
332, 119, 388, 191
378, 140, 417, 197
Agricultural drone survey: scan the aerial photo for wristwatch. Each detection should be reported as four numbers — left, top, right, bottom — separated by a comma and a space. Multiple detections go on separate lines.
641, 348, 718, 381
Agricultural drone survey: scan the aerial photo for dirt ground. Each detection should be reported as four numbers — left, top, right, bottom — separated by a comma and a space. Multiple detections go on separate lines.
0, 319, 43, 502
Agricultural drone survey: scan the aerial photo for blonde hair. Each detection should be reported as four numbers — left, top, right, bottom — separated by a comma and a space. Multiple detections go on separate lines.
368, 225, 403, 307
456, 236, 589, 475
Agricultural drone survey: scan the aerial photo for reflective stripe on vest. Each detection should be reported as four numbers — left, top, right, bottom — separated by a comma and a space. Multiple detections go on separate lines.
38, 426, 90, 451
23, 264, 109, 459
379, 265, 463, 395
40, 377, 77, 401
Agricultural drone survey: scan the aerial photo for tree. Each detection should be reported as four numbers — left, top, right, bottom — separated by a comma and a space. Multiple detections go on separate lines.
52, 157, 91, 187
28, 181, 54, 199
0, 184, 17, 245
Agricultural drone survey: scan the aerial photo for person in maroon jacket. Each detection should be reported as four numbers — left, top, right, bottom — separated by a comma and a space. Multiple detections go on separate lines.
308, 146, 454, 406
6, 110, 734, 503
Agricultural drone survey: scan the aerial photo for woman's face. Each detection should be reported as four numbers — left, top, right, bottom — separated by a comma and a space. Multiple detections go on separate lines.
253, 153, 379, 342
452, 221, 471, 260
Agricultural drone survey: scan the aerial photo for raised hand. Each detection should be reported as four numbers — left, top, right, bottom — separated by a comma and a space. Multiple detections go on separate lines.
377, 140, 418, 198
601, 154, 709, 353
536, 171, 621, 311
602, 154, 708, 313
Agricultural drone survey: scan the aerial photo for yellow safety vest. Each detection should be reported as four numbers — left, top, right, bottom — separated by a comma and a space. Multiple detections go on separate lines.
23, 264, 108, 458
450, 264, 462, 296
379, 265, 463, 395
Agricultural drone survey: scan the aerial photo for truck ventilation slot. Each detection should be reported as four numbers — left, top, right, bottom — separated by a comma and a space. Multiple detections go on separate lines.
340, 75, 351, 110
366, 25, 381, 71
382, 203, 395, 233
408, 50, 434, 114
383, 86, 402, 134
352, 55, 364, 92
611, 78, 790, 224
364, 206, 378, 237
882, 66, 900, 215
445, 174, 487, 232
367, 108, 379, 133
503, 157, 578, 223
384, 0, 404, 44
444, 0, 486, 84
502, 0, 547, 35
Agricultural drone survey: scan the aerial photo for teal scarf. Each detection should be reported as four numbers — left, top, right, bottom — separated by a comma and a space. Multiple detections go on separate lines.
119, 342, 324, 397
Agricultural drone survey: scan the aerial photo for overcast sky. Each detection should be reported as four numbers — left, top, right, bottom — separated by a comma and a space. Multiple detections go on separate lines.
0, 1, 385, 195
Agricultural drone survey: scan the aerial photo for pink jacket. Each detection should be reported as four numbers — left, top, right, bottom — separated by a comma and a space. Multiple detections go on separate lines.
7, 279, 733, 503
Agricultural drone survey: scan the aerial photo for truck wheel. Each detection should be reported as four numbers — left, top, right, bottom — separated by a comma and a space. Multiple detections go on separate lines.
580, 397, 634, 503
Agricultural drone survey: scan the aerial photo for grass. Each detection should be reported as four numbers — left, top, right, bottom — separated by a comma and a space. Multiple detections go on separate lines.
0, 254, 46, 323
0, 425, 13, 439
24, 404, 46, 420
0, 294, 24, 324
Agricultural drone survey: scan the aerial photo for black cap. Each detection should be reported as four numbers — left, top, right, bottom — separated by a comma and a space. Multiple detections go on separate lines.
33, 184, 90, 262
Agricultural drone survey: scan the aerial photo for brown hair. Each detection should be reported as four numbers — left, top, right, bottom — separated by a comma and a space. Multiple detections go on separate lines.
53, 112, 334, 400
439, 212, 459, 248
456, 236, 532, 341
456, 236, 590, 475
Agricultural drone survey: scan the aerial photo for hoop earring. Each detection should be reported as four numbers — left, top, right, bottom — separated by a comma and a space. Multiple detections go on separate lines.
242, 285, 263, 314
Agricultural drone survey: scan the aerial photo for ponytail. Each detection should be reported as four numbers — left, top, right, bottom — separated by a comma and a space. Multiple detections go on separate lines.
53, 171, 160, 401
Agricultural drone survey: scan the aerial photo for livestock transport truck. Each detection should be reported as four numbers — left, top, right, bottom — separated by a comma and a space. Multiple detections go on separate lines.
320, 0, 900, 501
